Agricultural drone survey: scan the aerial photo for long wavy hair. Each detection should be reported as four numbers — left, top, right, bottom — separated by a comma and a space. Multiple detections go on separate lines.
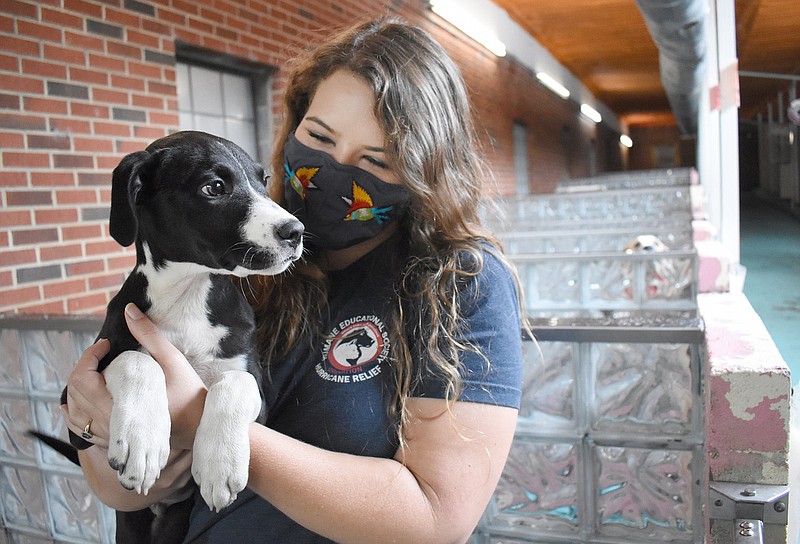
250, 17, 523, 441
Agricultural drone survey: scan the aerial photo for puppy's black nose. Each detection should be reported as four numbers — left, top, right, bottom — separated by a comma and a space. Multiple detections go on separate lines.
276, 219, 304, 246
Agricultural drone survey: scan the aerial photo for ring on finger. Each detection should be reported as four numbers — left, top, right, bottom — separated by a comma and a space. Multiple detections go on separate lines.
81, 418, 94, 441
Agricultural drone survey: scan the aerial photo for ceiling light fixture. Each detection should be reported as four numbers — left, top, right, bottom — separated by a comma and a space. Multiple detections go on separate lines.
430, 0, 507, 57
580, 103, 602, 123
536, 72, 570, 99
620, 134, 633, 148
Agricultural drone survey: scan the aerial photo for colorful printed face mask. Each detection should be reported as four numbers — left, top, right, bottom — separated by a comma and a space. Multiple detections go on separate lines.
283, 132, 410, 251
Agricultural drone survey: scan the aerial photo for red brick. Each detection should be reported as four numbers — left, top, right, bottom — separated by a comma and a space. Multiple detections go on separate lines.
0, 248, 36, 266
0, 132, 25, 148
0, 113, 47, 133
53, 154, 94, 168
104, 6, 142, 28
55, 189, 99, 204
30, 171, 76, 186
147, 81, 176, 96
12, 228, 59, 246
40, 243, 83, 261
69, 67, 109, 86
0, 210, 32, 228
107, 41, 142, 59
93, 121, 130, 137
0, 271, 13, 288
131, 94, 163, 109
133, 125, 166, 139
20, 300, 70, 314
28, 134, 72, 150
116, 139, 150, 153
77, 172, 112, 186
21, 59, 66, 79
44, 278, 87, 298
0, 286, 42, 308
2, 35, 40, 57
70, 102, 109, 118
0, 170, 28, 186
35, 208, 79, 224
0, 93, 21, 109
111, 74, 146, 92
89, 272, 125, 290
66, 259, 104, 276
88, 53, 126, 72
49, 117, 92, 134
63, 0, 102, 18
108, 253, 136, 271
73, 137, 114, 153
17, 20, 63, 43
62, 224, 102, 241
0, 53, 19, 72
67, 292, 108, 313
43, 44, 86, 66
2, 0, 39, 18
126, 29, 160, 49
24, 96, 69, 115
0, 74, 45, 94
6, 190, 53, 206
41, 7, 84, 30
63, 30, 105, 52
3, 152, 51, 168
148, 112, 179, 126
92, 88, 129, 105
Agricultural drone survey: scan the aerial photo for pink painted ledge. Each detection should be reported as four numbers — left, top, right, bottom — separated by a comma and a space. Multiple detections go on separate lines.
698, 292, 792, 542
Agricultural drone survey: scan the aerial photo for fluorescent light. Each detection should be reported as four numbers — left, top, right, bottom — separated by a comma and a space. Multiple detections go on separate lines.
620, 134, 633, 148
536, 72, 570, 99
430, 0, 507, 57
580, 103, 602, 123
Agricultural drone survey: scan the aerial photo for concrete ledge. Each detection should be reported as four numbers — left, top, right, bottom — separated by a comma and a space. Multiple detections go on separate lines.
698, 292, 792, 542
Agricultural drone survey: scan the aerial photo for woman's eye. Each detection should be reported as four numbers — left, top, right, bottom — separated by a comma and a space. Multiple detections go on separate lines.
308, 131, 334, 145
365, 156, 389, 170
200, 180, 227, 197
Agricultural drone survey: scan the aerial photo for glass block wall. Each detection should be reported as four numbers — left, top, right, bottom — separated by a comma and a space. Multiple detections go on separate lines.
474, 322, 706, 543
0, 317, 114, 544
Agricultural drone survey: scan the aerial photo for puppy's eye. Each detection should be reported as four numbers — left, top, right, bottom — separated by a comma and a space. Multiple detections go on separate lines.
200, 180, 227, 197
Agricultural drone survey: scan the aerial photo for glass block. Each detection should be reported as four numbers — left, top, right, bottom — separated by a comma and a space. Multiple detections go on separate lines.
0, 465, 48, 533
523, 261, 580, 308
32, 400, 76, 470
592, 343, 692, 435
587, 259, 633, 303
46, 473, 104, 541
20, 330, 80, 396
0, 329, 23, 390
0, 397, 36, 461
645, 257, 693, 301
518, 342, 576, 431
7, 532, 53, 544
594, 446, 694, 541
488, 440, 579, 536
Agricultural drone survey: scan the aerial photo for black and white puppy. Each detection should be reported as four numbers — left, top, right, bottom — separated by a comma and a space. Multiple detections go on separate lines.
35, 131, 303, 542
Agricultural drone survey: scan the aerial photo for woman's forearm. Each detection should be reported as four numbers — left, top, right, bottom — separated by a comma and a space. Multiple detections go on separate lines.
79, 446, 193, 512
246, 423, 467, 544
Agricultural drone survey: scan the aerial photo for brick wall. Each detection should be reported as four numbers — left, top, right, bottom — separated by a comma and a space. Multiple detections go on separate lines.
0, 0, 620, 315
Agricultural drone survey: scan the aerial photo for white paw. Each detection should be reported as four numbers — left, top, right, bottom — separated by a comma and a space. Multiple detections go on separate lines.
104, 351, 171, 495
192, 371, 261, 511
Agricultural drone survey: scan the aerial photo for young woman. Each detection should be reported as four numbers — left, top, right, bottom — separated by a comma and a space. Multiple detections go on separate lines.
61, 17, 525, 543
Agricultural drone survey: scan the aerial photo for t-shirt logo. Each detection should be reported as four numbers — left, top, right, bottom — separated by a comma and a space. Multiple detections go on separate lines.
317, 316, 389, 383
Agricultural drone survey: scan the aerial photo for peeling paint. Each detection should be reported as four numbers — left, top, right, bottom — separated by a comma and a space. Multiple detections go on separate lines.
723, 373, 788, 422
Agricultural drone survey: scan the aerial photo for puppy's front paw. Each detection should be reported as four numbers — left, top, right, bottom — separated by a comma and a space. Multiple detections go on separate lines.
192, 421, 250, 511
192, 370, 261, 511
104, 351, 171, 495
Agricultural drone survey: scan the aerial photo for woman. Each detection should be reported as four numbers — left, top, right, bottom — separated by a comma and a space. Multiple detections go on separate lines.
62, 17, 524, 543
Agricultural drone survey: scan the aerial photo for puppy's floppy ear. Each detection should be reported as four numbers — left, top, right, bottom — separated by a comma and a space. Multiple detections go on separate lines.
110, 150, 152, 247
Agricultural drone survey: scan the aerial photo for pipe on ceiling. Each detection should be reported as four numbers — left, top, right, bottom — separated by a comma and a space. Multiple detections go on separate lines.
635, 0, 708, 135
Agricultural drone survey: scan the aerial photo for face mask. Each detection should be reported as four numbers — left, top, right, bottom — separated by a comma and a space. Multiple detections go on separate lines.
283, 132, 410, 251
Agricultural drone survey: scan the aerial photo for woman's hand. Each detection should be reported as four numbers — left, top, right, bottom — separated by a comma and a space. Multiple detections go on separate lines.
123, 303, 208, 451
61, 338, 114, 448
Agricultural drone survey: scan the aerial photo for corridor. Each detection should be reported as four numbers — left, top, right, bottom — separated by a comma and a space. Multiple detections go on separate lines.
739, 193, 800, 385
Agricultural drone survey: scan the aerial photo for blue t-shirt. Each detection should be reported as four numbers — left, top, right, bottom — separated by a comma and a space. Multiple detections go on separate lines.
182, 238, 522, 543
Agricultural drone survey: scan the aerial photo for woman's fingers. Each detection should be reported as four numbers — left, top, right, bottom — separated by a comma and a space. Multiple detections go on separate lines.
63, 338, 114, 446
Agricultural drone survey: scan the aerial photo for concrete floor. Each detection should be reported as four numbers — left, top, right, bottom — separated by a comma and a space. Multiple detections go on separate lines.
739, 193, 800, 386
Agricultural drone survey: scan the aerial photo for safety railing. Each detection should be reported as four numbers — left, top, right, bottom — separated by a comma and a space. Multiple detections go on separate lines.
499, 227, 695, 254
555, 167, 697, 193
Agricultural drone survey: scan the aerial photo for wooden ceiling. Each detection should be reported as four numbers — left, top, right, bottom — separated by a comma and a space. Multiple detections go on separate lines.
492, 0, 800, 128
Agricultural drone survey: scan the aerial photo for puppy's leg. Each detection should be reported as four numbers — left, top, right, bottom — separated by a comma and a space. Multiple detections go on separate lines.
104, 351, 171, 495
191, 370, 261, 511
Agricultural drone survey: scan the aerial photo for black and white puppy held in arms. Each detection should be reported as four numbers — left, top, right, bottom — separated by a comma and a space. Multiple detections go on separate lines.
34, 131, 303, 531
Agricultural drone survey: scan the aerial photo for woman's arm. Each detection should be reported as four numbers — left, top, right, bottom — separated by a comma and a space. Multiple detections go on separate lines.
247, 399, 517, 544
